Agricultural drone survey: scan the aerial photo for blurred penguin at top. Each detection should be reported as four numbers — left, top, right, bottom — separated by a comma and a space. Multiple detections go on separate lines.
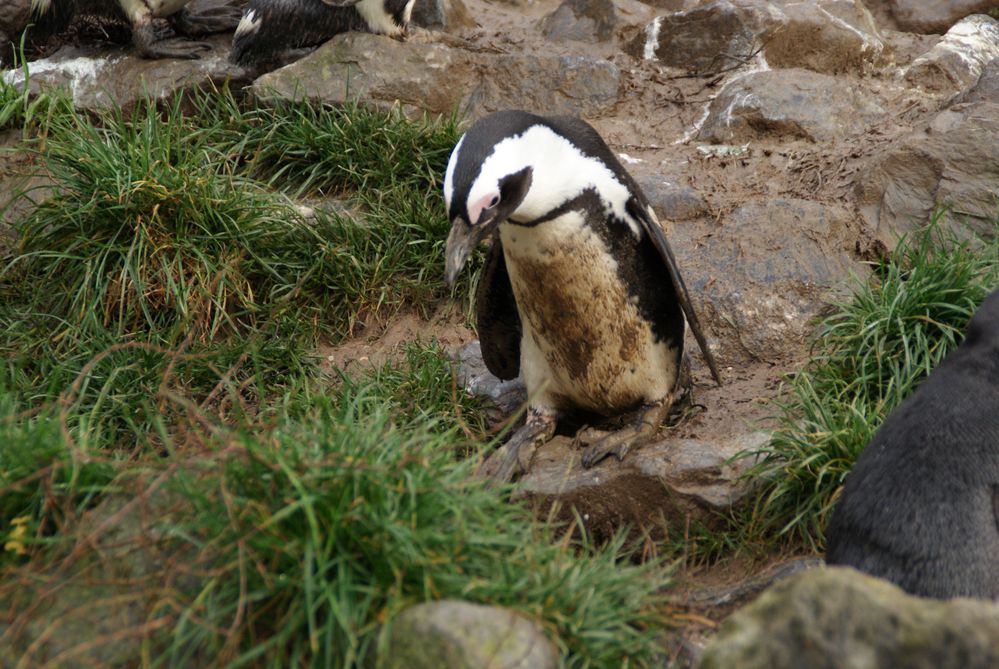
230, 0, 414, 67
5, 0, 242, 61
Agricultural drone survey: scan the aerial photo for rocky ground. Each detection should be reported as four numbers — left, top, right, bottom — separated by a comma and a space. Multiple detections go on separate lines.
3, 0, 999, 665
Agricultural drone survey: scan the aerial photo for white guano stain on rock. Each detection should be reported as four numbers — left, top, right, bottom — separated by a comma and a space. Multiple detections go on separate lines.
642, 15, 662, 61
2, 55, 116, 105
675, 51, 770, 145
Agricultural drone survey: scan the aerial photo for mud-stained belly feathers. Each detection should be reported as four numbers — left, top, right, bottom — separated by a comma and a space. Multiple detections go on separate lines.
500, 210, 681, 414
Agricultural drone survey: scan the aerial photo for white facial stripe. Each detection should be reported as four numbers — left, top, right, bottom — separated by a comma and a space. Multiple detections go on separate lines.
30, 0, 53, 15
443, 134, 465, 214
235, 9, 263, 37
467, 125, 639, 236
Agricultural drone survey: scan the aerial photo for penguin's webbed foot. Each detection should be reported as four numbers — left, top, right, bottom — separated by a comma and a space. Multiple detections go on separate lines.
169, 6, 244, 36
478, 407, 557, 487
577, 397, 673, 469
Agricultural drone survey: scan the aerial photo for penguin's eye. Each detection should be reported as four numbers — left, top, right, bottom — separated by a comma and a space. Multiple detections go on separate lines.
488, 195, 500, 207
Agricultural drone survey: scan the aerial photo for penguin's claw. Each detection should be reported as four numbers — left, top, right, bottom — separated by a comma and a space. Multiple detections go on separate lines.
478, 408, 557, 487
578, 398, 673, 469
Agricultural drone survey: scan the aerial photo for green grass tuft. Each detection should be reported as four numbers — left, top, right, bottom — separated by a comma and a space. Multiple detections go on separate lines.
162, 387, 670, 668
745, 220, 999, 548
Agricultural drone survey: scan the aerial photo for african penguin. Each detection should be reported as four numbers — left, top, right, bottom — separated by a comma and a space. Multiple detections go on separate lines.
825, 287, 999, 599
230, 0, 414, 67
444, 110, 721, 483
28, 0, 242, 60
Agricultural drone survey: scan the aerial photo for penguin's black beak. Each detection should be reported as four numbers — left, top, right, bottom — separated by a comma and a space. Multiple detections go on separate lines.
445, 214, 497, 288
444, 167, 533, 288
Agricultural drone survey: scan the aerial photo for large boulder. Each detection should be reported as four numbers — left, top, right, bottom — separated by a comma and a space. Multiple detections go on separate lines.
624, 0, 766, 73
762, 0, 888, 74
696, 69, 886, 143
856, 99, 999, 247
250, 32, 621, 120
541, 0, 620, 42
670, 199, 863, 361
867, 0, 999, 34
697, 566, 999, 669
1, 39, 244, 111
905, 14, 999, 93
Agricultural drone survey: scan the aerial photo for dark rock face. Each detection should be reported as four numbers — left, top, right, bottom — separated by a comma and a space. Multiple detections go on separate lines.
541, 0, 619, 42
761, 0, 888, 74
697, 567, 999, 669
410, 0, 477, 31
382, 600, 559, 669
696, 69, 886, 143
250, 32, 621, 119
635, 176, 710, 221
624, 0, 764, 73
856, 100, 999, 246
869, 0, 999, 34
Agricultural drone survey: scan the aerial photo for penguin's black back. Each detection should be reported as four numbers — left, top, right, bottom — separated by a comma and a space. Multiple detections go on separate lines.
825, 288, 999, 599
232, 0, 411, 66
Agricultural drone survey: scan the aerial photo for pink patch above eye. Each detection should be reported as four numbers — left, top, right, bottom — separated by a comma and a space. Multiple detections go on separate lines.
468, 193, 499, 226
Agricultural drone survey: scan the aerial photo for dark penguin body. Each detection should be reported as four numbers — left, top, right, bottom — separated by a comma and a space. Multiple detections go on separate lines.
231, 0, 412, 66
825, 288, 999, 600
27, 0, 241, 59
444, 110, 720, 481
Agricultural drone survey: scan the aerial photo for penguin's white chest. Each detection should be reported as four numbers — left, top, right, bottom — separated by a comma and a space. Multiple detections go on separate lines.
499, 211, 680, 414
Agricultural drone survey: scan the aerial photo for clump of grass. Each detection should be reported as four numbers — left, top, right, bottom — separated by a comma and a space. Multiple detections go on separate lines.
161, 387, 670, 668
0, 376, 116, 567
337, 342, 491, 436
0, 36, 73, 136
746, 221, 999, 548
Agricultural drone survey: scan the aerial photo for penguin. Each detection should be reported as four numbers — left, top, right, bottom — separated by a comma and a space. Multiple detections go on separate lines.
443, 110, 721, 483
825, 287, 999, 600
231, 0, 414, 67
27, 0, 242, 60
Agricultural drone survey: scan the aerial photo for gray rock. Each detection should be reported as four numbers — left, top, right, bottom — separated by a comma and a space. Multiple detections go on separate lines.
541, 0, 619, 42
696, 566, 999, 669
624, 0, 766, 73
0, 493, 194, 668
856, 100, 999, 248
671, 199, 863, 361
636, 176, 709, 220
957, 55, 999, 104
762, 0, 888, 74
519, 430, 766, 515
411, 0, 477, 31
905, 14, 999, 93
696, 68, 886, 143
250, 32, 621, 120
874, 0, 999, 34
1, 39, 244, 111
0, 0, 30, 53
382, 600, 558, 669
453, 340, 527, 417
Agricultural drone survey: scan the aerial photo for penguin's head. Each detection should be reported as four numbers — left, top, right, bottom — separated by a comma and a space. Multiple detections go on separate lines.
443, 112, 542, 287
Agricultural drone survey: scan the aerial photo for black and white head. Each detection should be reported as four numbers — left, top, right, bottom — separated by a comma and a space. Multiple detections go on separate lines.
443, 110, 636, 286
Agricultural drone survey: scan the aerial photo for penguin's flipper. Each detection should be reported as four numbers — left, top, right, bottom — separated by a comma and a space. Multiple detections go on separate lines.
626, 198, 721, 386
475, 234, 521, 381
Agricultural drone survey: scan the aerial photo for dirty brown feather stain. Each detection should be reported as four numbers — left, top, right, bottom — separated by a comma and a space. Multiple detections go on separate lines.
501, 211, 670, 414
